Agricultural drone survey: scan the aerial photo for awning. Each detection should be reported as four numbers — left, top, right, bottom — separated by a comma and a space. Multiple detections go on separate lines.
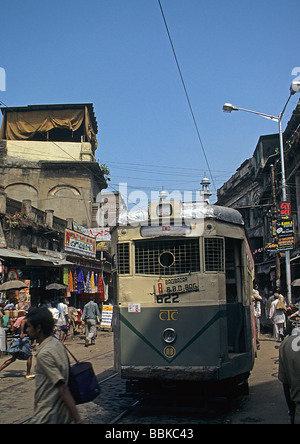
256, 260, 274, 274
270, 255, 300, 269
0, 104, 98, 151
0, 248, 73, 267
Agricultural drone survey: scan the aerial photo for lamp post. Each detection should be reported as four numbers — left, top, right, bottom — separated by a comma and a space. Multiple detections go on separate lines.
223, 81, 300, 305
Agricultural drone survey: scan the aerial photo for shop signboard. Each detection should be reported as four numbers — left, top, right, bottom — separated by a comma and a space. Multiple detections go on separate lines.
88, 227, 111, 241
280, 202, 291, 217
18, 280, 31, 311
87, 228, 111, 252
72, 223, 111, 243
267, 216, 294, 252
64, 229, 96, 258
266, 238, 294, 252
100, 304, 113, 329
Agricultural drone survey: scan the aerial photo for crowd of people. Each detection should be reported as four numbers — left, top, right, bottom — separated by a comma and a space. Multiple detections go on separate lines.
252, 283, 300, 424
0, 295, 104, 423
0, 295, 103, 378
252, 284, 300, 345
1, 295, 102, 348
3, 283, 300, 424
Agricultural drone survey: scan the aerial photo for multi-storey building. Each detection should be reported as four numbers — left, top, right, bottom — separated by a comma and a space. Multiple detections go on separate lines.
0, 103, 107, 227
0, 103, 110, 306
216, 101, 300, 294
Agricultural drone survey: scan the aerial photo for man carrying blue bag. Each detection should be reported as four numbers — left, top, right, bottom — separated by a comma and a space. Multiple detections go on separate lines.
25, 307, 83, 424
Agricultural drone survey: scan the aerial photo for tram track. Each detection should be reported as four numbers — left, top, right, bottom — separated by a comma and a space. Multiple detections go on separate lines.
110, 395, 237, 425
109, 399, 140, 424
3, 351, 244, 425
16, 371, 119, 424
0, 332, 115, 424
0, 349, 113, 397
0, 332, 241, 425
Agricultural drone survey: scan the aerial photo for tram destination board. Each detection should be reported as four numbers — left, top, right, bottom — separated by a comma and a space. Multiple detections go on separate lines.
155, 275, 199, 300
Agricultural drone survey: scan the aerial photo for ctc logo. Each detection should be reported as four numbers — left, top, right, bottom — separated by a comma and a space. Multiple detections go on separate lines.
159, 309, 179, 321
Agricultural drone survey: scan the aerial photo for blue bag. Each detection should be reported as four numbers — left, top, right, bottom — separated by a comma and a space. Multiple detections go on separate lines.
68, 361, 100, 405
63, 344, 100, 405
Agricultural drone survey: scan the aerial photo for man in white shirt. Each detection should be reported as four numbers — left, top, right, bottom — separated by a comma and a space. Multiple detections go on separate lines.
57, 298, 69, 343
252, 285, 262, 349
270, 293, 287, 342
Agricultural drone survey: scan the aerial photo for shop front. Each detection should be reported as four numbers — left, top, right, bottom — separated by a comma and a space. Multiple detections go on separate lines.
0, 247, 73, 308
63, 228, 111, 311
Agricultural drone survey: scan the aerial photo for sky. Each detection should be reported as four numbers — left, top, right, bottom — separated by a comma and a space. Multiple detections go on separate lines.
0, 0, 299, 208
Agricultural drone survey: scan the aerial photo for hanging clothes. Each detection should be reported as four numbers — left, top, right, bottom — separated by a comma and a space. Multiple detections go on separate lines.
68, 270, 74, 292
90, 271, 96, 293
63, 268, 69, 286
73, 270, 78, 293
97, 275, 105, 301
76, 268, 85, 294
85, 271, 92, 293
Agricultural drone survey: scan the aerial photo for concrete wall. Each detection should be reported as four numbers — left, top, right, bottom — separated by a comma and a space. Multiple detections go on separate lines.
6, 140, 94, 163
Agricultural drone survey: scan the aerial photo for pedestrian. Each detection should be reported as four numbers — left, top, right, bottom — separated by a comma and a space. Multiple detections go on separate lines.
82, 296, 101, 347
266, 291, 275, 319
270, 292, 287, 342
278, 326, 300, 424
57, 297, 69, 343
25, 307, 83, 424
0, 315, 35, 379
49, 302, 59, 337
252, 286, 262, 350
0, 308, 7, 358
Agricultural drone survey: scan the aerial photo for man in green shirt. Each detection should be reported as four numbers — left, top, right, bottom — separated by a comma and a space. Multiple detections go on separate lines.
26, 307, 82, 424
278, 327, 300, 424
82, 296, 101, 347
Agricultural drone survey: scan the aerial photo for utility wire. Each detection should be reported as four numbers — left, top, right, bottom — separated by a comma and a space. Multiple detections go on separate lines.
157, 0, 216, 191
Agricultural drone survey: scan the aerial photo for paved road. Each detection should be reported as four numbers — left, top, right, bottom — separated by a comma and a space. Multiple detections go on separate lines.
229, 334, 289, 424
0, 331, 291, 424
0, 330, 115, 424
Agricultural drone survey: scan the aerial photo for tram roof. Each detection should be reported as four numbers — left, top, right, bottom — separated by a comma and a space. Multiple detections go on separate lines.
118, 203, 244, 226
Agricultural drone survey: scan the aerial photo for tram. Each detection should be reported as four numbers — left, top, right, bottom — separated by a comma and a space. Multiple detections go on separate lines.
111, 198, 256, 397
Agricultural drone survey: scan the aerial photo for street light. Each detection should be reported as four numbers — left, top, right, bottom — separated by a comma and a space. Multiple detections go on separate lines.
223, 103, 279, 121
223, 81, 300, 305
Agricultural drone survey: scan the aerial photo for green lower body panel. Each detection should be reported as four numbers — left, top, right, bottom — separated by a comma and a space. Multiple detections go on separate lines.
114, 304, 254, 382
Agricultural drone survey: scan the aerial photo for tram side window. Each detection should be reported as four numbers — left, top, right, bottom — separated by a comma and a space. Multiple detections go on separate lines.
117, 243, 130, 274
225, 238, 242, 303
204, 238, 225, 272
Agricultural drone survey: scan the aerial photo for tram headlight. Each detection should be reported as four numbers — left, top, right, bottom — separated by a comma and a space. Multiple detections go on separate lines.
162, 328, 177, 344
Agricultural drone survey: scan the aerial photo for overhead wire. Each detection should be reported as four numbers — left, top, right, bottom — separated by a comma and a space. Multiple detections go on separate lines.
157, 0, 216, 191
0, 0, 221, 203
100, 159, 234, 177
0, 0, 222, 207
0, 102, 231, 197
